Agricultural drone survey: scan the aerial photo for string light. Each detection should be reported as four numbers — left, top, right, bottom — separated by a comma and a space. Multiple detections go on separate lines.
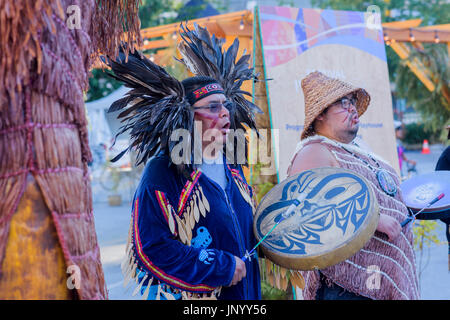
409, 28, 415, 42
143, 39, 149, 46
150, 54, 155, 62
383, 28, 442, 45
239, 16, 244, 30
172, 31, 177, 40
434, 30, 440, 43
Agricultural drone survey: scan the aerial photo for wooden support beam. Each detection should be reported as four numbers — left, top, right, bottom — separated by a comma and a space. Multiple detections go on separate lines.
383, 27, 450, 43
420, 24, 450, 31
140, 10, 252, 39
382, 19, 422, 29
141, 39, 171, 50
382, 20, 450, 43
389, 42, 436, 91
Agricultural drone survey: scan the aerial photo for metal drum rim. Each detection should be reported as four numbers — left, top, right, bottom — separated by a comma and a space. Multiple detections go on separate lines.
401, 171, 450, 213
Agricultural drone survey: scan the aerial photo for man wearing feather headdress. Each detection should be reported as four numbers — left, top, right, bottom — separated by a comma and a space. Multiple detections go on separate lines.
107, 24, 262, 300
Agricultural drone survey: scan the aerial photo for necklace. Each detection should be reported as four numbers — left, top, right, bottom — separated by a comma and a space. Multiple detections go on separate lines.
340, 144, 398, 197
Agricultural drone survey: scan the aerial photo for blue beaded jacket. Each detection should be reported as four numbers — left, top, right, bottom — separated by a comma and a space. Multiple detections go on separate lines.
124, 154, 261, 300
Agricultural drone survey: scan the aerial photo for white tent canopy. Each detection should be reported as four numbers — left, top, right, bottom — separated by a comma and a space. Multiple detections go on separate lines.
85, 86, 129, 146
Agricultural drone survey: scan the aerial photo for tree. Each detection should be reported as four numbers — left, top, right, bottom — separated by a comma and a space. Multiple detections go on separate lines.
138, 0, 180, 28
86, 0, 228, 102
310, 0, 449, 76
395, 43, 450, 139
86, 0, 179, 102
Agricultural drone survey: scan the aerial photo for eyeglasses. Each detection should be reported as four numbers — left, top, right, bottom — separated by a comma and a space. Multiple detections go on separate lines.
193, 101, 233, 113
332, 95, 357, 110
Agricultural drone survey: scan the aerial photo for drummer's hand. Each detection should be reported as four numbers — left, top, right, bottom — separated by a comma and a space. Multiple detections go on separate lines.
377, 214, 401, 241
229, 256, 246, 286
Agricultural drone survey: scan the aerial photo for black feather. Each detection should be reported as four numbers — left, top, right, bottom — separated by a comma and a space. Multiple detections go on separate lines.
105, 45, 194, 174
178, 22, 266, 166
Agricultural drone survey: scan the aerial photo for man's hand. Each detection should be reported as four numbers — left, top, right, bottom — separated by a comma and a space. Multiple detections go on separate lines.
376, 214, 401, 241
229, 256, 246, 286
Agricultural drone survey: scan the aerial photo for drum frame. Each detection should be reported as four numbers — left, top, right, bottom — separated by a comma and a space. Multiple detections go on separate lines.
254, 167, 380, 271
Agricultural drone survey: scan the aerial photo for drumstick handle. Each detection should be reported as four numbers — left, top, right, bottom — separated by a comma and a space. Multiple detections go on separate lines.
429, 193, 445, 205
400, 217, 413, 227
401, 193, 445, 227
242, 194, 307, 262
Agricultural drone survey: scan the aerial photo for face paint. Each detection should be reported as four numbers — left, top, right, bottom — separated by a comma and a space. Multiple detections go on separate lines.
195, 111, 220, 129
342, 112, 350, 124
329, 108, 350, 123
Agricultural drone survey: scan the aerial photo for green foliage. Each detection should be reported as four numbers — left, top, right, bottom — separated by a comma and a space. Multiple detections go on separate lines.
310, 0, 450, 138
395, 44, 450, 139
249, 162, 275, 204
413, 220, 442, 250
86, 0, 227, 103
86, 69, 123, 102
86, 0, 180, 102
403, 122, 440, 145
277, 0, 296, 7
413, 220, 442, 283
138, 0, 180, 28
261, 281, 289, 300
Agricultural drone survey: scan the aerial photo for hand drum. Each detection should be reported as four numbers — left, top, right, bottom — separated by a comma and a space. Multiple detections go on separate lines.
401, 171, 450, 220
254, 167, 379, 270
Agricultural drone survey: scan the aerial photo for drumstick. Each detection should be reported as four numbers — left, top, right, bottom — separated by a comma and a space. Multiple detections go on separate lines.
242, 193, 307, 262
401, 193, 445, 227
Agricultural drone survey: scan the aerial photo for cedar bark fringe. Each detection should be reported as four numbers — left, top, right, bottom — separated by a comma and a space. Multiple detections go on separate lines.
0, 0, 142, 299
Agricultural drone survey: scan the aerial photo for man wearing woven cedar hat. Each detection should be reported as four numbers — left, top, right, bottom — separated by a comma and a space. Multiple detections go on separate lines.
106, 24, 262, 300
288, 71, 419, 300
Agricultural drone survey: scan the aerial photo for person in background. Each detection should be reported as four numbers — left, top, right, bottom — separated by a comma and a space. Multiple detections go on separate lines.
395, 121, 416, 178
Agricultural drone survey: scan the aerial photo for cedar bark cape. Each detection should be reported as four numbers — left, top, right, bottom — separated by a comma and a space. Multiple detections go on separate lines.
0, 0, 141, 299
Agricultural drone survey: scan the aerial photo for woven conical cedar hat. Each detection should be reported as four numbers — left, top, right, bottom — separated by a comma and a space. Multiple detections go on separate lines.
300, 71, 371, 140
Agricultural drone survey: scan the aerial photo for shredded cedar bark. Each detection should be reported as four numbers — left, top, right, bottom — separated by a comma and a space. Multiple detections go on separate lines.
0, 0, 141, 299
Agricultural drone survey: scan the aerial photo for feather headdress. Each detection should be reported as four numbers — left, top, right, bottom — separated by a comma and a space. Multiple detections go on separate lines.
106, 23, 263, 173
177, 22, 263, 132
105, 48, 194, 174
177, 23, 263, 165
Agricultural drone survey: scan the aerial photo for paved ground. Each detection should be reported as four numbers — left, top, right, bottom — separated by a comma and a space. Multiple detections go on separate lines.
93, 201, 138, 300
94, 144, 450, 300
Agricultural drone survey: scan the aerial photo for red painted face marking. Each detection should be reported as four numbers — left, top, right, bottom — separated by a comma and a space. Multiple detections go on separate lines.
341, 112, 350, 123
331, 108, 349, 123
195, 111, 220, 129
